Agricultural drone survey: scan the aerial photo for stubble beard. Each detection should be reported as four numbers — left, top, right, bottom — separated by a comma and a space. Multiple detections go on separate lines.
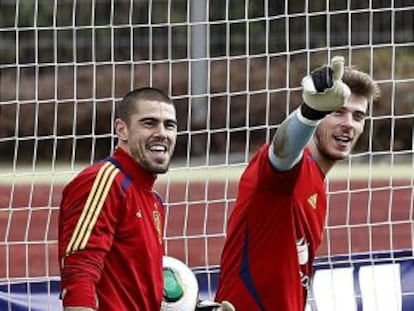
315, 130, 349, 162
130, 148, 170, 175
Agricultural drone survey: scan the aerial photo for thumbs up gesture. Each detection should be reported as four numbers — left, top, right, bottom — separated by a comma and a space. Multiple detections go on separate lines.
301, 56, 351, 114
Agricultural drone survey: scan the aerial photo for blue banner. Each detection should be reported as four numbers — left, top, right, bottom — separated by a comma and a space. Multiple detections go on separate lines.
195, 249, 414, 311
0, 278, 61, 311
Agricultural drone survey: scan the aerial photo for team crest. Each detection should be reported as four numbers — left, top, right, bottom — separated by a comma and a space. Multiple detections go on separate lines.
153, 210, 162, 244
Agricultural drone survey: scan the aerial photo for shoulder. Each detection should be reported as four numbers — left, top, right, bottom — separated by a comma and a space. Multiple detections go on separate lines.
241, 144, 298, 189
64, 159, 129, 196
296, 149, 325, 186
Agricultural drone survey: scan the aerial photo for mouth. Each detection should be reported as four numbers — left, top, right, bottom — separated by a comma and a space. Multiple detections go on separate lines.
148, 142, 171, 164
149, 143, 168, 154
333, 134, 353, 149
334, 134, 352, 142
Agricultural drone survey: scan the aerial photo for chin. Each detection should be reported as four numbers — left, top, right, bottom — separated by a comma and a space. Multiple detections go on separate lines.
152, 164, 170, 174
332, 144, 352, 160
155, 168, 169, 174
333, 151, 350, 161
323, 148, 349, 161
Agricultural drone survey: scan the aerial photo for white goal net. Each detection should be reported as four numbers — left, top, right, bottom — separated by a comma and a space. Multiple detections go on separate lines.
0, 1, 413, 310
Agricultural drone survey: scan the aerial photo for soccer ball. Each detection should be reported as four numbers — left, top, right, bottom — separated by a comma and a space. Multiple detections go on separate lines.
160, 256, 199, 311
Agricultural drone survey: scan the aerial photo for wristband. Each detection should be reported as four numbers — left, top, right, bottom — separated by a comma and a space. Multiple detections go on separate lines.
300, 103, 329, 121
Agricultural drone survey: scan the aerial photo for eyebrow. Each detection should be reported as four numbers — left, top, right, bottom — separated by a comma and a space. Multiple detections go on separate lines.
337, 106, 367, 116
139, 116, 177, 125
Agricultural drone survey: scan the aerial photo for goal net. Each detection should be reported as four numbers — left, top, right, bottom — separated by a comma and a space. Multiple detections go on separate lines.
0, 1, 413, 310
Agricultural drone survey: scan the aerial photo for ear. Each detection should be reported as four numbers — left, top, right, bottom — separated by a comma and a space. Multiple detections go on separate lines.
115, 118, 128, 141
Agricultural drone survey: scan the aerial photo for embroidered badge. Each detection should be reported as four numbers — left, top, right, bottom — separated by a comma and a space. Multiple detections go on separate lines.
153, 210, 162, 244
307, 193, 318, 209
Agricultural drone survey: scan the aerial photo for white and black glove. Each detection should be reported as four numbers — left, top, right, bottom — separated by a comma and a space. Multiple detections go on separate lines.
301, 56, 351, 120
196, 300, 235, 311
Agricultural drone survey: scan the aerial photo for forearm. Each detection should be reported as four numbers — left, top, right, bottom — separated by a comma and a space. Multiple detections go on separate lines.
269, 56, 350, 171
60, 252, 103, 309
269, 106, 318, 171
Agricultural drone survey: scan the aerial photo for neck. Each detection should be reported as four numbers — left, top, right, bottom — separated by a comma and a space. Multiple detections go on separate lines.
307, 141, 337, 176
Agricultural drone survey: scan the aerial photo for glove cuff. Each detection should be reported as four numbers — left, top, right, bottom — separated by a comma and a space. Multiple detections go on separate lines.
301, 103, 330, 121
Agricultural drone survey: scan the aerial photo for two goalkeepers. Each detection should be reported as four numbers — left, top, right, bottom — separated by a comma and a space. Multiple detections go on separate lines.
215, 56, 380, 310
58, 56, 380, 311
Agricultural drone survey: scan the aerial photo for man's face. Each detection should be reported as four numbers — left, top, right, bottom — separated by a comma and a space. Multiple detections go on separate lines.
116, 99, 177, 174
313, 93, 368, 161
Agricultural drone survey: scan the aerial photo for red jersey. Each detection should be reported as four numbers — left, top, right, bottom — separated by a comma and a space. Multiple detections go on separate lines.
58, 147, 165, 311
215, 144, 327, 311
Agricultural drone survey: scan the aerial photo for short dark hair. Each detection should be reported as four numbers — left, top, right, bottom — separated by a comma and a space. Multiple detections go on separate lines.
116, 87, 173, 123
343, 67, 381, 102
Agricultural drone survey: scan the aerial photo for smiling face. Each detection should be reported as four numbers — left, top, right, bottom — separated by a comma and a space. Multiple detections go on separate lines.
115, 99, 177, 174
312, 93, 368, 163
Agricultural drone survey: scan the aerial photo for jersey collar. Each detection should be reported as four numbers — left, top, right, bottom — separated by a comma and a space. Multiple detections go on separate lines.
112, 147, 157, 191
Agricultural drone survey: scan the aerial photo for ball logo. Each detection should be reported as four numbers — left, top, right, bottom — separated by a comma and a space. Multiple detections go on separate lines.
161, 256, 199, 311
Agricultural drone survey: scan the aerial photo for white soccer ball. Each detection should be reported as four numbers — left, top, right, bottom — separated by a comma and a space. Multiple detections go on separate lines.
160, 256, 199, 311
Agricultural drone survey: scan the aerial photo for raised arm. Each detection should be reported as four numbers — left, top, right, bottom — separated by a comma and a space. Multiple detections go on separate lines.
269, 56, 351, 171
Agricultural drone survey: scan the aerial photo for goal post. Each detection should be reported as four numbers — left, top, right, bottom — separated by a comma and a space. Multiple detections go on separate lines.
0, 1, 413, 310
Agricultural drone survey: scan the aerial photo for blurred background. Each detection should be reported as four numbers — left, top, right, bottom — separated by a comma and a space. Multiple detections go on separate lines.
1, 0, 413, 166
0, 1, 413, 310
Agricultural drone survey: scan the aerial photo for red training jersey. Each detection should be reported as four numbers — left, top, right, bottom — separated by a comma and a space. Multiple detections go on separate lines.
58, 147, 165, 311
215, 144, 327, 311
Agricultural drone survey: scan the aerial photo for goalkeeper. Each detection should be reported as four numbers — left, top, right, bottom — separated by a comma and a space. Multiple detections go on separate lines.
58, 87, 178, 311
215, 57, 380, 310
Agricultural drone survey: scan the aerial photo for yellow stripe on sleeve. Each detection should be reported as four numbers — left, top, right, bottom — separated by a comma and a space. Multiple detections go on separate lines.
65, 162, 120, 254
79, 167, 119, 250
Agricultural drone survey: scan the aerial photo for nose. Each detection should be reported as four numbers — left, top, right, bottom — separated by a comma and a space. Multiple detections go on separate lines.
155, 123, 168, 138
340, 112, 354, 128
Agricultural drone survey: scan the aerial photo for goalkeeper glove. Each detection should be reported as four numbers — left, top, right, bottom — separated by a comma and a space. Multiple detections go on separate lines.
301, 56, 351, 120
196, 300, 235, 311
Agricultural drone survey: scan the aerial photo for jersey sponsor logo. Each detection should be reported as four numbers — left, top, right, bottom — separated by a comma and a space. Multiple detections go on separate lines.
297, 237, 311, 289
300, 270, 310, 289
296, 237, 309, 265
65, 161, 120, 254
307, 193, 318, 209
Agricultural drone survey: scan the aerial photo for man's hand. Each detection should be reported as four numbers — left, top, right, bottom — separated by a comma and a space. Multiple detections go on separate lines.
217, 301, 235, 311
196, 299, 235, 311
301, 56, 351, 116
